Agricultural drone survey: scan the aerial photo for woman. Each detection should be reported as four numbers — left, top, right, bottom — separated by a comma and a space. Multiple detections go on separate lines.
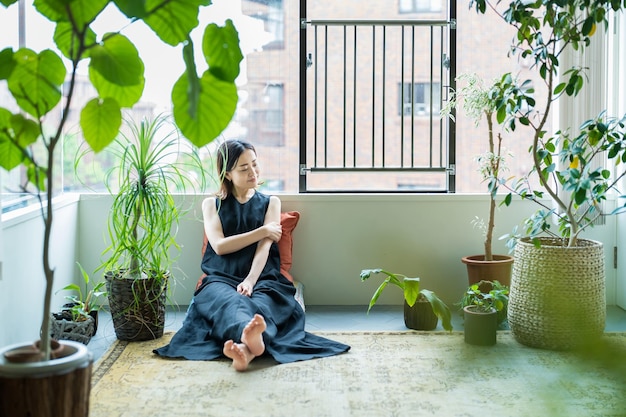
154, 139, 350, 371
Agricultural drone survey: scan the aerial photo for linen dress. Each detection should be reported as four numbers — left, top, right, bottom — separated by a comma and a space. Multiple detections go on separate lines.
153, 191, 350, 362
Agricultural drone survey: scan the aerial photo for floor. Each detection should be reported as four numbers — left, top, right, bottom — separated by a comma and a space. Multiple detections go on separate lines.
87, 305, 626, 361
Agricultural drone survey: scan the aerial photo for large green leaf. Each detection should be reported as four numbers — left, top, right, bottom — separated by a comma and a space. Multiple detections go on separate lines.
142, 0, 203, 46
54, 21, 97, 61
202, 20, 243, 82
89, 62, 144, 108
0, 109, 25, 171
80, 97, 122, 152
420, 289, 453, 331
403, 277, 420, 307
34, 0, 107, 27
0, 48, 15, 80
0, 111, 43, 184
8, 48, 65, 117
90, 33, 144, 87
172, 71, 237, 147
1, 0, 19, 7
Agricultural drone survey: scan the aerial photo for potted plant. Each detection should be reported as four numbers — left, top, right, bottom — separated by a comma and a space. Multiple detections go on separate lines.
469, 0, 626, 349
51, 263, 108, 344
360, 269, 453, 331
441, 72, 534, 288
459, 280, 509, 346
0, 1, 241, 415
96, 114, 206, 342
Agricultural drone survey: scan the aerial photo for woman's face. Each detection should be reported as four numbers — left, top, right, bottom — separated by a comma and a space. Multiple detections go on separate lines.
226, 149, 260, 190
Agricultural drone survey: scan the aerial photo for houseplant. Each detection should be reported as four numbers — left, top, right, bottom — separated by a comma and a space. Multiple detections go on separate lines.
441, 72, 534, 287
469, 0, 626, 349
51, 262, 108, 344
97, 113, 205, 341
458, 280, 509, 346
360, 268, 453, 331
0, 1, 241, 415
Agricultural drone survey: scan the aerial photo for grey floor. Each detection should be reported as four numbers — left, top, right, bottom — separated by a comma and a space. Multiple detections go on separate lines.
87, 305, 626, 361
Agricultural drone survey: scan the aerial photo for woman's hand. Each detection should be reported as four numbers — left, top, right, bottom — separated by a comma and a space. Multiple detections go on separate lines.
264, 221, 282, 242
237, 279, 255, 297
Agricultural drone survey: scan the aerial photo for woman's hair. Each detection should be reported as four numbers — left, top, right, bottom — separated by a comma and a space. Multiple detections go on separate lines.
215, 139, 257, 199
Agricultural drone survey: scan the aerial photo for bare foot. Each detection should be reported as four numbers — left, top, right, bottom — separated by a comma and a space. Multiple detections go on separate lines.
241, 314, 267, 357
223, 340, 254, 372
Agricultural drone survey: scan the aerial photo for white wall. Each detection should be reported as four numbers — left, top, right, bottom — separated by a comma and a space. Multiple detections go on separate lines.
0, 192, 620, 347
0, 194, 80, 346
76, 193, 620, 308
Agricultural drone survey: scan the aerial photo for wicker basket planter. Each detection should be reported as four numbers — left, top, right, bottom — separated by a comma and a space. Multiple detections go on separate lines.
50, 313, 95, 345
105, 270, 168, 342
508, 238, 605, 350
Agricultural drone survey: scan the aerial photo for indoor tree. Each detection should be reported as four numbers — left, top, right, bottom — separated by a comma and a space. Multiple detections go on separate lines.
0, 0, 242, 360
468, 0, 626, 248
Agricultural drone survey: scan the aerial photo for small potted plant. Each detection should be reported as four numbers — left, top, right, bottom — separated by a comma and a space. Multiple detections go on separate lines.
459, 280, 509, 346
52, 263, 108, 344
360, 269, 453, 331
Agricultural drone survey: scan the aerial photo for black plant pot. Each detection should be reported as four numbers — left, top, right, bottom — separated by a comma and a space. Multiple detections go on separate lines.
463, 305, 497, 346
404, 300, 438, 330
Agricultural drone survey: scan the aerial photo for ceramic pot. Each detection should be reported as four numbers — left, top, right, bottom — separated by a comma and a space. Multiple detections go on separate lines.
463, 305, 497, 346
462, 254, 514, 289
404, 299, 438, 330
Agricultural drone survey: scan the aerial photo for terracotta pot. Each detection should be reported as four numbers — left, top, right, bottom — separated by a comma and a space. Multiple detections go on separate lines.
404, 299, 438, 330
463, 305, 497, 346
0, 340, 92, 417
461, 254, 514, 289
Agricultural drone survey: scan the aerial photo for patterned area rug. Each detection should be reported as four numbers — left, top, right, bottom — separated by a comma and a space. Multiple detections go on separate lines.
90, 331, 626, 417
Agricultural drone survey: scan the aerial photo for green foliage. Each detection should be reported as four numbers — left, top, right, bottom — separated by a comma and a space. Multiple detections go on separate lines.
458, 280, 509, 325
56, 263, 107, 321
469, 0, 626, 248
98, 114, 206, 279
360, 268, 453, 331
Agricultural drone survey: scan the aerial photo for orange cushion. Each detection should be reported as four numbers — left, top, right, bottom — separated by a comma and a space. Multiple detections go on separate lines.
196, 211, 300, 289
277, 211, 300, 282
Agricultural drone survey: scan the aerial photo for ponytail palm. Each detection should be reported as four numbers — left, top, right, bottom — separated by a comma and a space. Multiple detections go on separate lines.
102, 114, 205, 280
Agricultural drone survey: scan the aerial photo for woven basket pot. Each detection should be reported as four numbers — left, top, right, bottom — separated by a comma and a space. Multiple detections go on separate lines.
50, 313, 95, 345
105, 270, 168, 342
508, 238, 605, 350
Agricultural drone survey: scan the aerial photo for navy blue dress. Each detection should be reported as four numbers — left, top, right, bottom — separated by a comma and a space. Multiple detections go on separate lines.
153, 191, 350, 362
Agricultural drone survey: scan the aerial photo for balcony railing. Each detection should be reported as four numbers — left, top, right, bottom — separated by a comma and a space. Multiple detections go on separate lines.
300, 18, 456, 192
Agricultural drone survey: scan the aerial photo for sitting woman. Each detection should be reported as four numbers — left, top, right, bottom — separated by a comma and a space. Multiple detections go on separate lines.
154, 139, 350, 371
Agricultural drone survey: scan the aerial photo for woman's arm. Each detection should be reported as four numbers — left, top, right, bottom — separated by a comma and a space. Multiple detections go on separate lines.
237, 196, 282, 296
202, 196, 282, 256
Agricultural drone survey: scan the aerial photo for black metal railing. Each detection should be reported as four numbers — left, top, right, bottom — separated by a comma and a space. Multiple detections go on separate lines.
300, 18, 456, 192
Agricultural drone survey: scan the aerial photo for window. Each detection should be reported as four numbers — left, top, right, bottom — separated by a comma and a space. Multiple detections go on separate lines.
399, 0, 443, 13
243, 0, 284, 50
399, 82, 441, 116
245, 83, 284, 146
